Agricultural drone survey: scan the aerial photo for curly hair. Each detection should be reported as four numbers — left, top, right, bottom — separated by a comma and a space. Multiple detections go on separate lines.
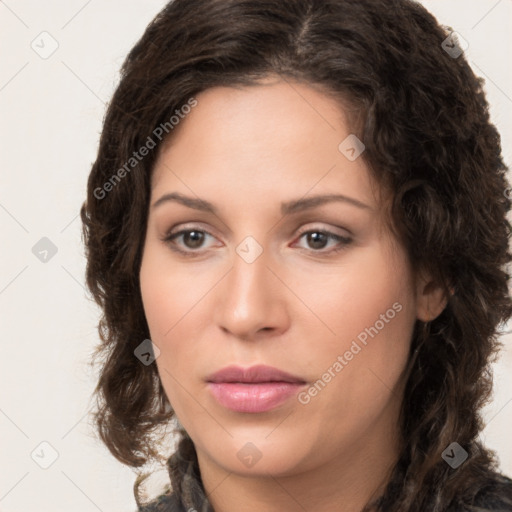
80, 0, 512, 510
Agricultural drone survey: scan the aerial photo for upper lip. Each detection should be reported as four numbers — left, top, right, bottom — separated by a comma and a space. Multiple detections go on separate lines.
206, 364, 306, 384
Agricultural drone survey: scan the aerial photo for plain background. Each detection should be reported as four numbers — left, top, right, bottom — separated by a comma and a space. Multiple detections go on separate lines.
1, 1, 511, 511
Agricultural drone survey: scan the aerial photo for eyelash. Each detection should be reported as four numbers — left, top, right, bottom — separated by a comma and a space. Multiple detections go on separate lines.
162, 226, 353, 257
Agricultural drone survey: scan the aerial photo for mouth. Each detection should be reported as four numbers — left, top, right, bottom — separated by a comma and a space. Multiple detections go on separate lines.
206, 364, 307, 413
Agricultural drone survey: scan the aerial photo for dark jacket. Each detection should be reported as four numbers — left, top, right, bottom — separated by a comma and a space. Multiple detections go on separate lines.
137, 473, 512, 511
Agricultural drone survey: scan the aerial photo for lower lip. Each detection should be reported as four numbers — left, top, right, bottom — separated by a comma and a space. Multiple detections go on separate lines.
207, 382, 305, 413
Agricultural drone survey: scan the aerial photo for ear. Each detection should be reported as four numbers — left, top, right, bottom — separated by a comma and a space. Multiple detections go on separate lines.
415, 270, 451, 322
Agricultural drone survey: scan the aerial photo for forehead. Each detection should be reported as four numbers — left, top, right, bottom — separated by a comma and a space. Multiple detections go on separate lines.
150, 78, 381, 212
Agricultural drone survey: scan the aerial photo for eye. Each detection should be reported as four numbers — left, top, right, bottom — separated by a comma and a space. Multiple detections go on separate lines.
293, 228, 353, 254
162, 226, 353, 257
163, 228, 217, 256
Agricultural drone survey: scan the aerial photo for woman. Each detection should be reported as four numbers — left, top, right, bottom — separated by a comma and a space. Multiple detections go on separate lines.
80, 0, 512, 510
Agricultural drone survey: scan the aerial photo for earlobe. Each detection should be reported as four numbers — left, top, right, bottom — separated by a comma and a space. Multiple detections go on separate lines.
415, 273, 451, 322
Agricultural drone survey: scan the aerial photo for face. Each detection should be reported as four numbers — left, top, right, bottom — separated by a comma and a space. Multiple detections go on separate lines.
139, 76, 441, 479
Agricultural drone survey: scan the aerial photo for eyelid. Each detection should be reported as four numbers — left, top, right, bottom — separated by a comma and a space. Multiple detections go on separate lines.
165, 221, 350, 238
295, 223, 351, 238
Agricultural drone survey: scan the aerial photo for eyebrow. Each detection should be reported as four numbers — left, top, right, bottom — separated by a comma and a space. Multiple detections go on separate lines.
151, 191, 371, 215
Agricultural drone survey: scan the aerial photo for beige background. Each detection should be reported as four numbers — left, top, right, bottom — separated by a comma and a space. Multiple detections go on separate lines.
1, 1, 511, 510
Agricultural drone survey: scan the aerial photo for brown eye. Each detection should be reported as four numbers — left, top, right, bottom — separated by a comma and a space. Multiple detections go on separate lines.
163, 226, 352, 258
163, 228, 216, 256
305, 231, 329, 250
295, 229, 353, 254
180, 230, 206, 249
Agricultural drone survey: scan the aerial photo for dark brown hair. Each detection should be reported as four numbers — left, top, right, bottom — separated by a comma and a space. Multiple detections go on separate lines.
80, 0, 512, 510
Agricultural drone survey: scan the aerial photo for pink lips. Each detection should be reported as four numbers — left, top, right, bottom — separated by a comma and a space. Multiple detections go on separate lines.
206, 364, 307, 413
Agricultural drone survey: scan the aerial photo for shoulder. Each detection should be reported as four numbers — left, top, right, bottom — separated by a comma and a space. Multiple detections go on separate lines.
449, 472, 512, 511
137, 491, 186, 512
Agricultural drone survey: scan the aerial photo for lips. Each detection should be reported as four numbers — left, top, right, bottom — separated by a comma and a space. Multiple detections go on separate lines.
206, 364, 306, 384
206, 365, 307, 413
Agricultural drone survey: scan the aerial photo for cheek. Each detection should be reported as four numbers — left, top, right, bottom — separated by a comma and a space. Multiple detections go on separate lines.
139, 254, 201, 413
139, 246, 221, 393
290, 241, 415, 348
139, 244, 210, 338
291, 243, 416, 406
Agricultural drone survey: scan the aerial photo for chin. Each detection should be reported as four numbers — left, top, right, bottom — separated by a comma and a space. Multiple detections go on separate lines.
201, 434, 309, 477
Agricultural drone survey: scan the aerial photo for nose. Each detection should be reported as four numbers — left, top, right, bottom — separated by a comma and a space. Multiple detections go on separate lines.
214, 245, 289, 341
